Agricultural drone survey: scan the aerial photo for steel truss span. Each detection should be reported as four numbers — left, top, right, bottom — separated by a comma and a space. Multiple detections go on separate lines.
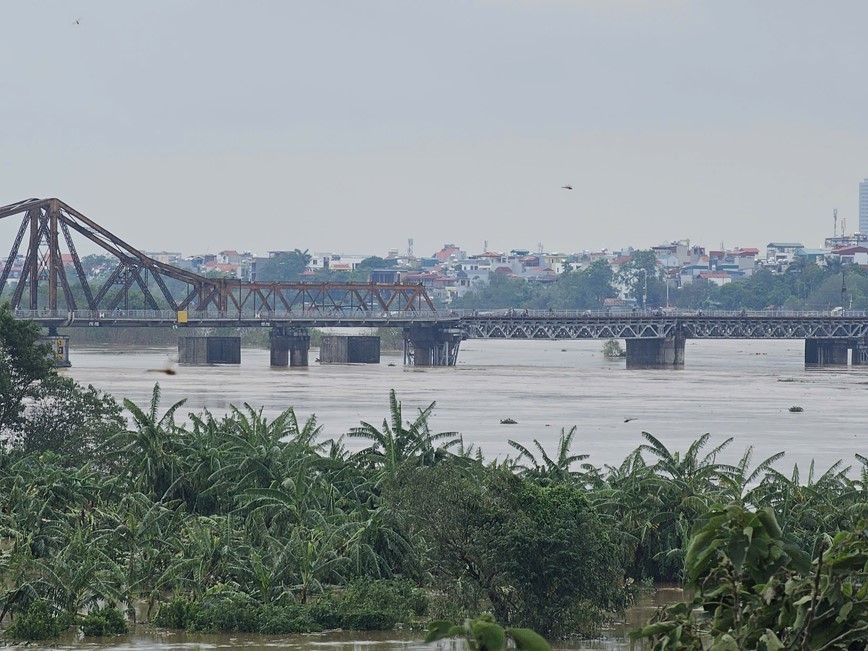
0, 198, 436, 318
461, 315, 868, 340
462, 317, 673, 340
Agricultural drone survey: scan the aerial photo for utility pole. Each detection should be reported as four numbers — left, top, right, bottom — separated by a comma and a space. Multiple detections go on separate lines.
638, 268, 648, 309
665, 271, 670, 308
644, 271, 648, 309
842, 264, 847, 308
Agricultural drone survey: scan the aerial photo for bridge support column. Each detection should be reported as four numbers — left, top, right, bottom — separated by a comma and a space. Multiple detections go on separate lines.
40, 327, 71, 368
270, 327, 309, 367
179, 336, 241, 365
320, 336, 380, 364
805, 339, 849, 365
852, 338, 868, 365
403, 325, 463, 366
626, 333, 685, 369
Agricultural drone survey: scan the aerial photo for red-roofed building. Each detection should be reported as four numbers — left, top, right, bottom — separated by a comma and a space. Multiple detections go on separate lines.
433, 244, 465, 261
697, 271, 732, 286
202, 260, 240, 277
732, 247, 759, 257
830, 246, 868, 265
609, 255, 632, 270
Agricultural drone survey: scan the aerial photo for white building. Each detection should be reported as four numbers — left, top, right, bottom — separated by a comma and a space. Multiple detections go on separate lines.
861, 179, 868, 235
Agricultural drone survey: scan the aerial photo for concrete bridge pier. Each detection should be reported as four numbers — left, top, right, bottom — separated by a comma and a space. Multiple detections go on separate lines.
805, 339, 849, 365
626, 333, 685, 369
852, 338, 868, 365
320, 335, 380, 364
403, 325, 464, 366
179, 336, 241, 365
40, 326, 71, 368
270, 327, 310, 367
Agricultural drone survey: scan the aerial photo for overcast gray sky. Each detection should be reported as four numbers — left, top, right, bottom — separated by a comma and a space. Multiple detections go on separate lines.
2, 1, 867, 259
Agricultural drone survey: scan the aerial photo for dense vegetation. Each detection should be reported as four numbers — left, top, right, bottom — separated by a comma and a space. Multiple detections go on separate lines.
1, 304, 866, 644
452, 255, 868, 311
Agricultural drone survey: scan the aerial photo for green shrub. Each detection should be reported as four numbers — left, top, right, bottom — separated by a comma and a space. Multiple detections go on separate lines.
602, 339, 625, 358
338, 579, 428, 629
341, 610, 397, 631
187, 585, 259, 633
4, 599, 65, 641
80, 604, 129, 637
308, 594, 342, 629
257, 603, 321, 634
153, 596, 197, 630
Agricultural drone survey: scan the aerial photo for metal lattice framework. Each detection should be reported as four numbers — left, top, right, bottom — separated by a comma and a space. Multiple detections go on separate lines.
0, 198, 436, 319
461, 315, 868, 340
462, 316, 673, 339
678, 316, 868, 339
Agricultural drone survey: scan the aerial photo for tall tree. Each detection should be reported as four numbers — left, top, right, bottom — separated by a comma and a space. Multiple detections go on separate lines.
0, 304, 53, 441
18, 376, 124, 465
616, 250, 662, 308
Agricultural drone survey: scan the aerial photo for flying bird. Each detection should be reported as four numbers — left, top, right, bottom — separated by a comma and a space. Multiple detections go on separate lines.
561, 185, 573, 190
73, 17, 82, 25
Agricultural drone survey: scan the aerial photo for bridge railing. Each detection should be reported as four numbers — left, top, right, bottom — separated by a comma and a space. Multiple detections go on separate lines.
11, 308, 868, 322
447, 308, 868, 318
10, 308, 453, 322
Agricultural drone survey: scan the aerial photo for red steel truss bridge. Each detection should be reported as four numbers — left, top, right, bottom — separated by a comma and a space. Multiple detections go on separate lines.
0, 198, 440, 328
5, 198, 868, 367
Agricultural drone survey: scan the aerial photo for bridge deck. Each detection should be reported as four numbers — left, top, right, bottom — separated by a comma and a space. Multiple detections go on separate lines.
14, 308, 868, 340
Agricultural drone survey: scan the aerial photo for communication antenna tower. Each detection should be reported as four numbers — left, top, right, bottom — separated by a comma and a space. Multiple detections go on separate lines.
537, 242, 544, 254
843, 217, 847, 237
484, 239, 488, 253
834, 209, 838, 238
407, 238, 414, 258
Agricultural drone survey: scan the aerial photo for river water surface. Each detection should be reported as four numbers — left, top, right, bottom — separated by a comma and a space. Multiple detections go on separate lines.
62, 338, 867, 474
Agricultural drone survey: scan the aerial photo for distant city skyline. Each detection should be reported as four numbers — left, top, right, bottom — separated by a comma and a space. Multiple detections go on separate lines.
2, 2, 868, 258
860, 179, 868, 235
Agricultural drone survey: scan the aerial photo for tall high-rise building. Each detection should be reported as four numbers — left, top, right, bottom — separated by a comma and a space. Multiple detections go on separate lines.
860, 179, 868, 234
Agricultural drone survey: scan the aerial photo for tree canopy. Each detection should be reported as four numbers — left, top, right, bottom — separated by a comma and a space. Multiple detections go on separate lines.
255, 249, 312, 282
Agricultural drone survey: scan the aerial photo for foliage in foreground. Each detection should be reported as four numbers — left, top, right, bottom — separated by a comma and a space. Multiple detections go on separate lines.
425, 613, 551, 651
2, 307, 868, 641
632, 505, 868, 650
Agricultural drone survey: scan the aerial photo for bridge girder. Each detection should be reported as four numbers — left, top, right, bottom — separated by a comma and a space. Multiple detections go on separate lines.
461, 316, 868, 340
